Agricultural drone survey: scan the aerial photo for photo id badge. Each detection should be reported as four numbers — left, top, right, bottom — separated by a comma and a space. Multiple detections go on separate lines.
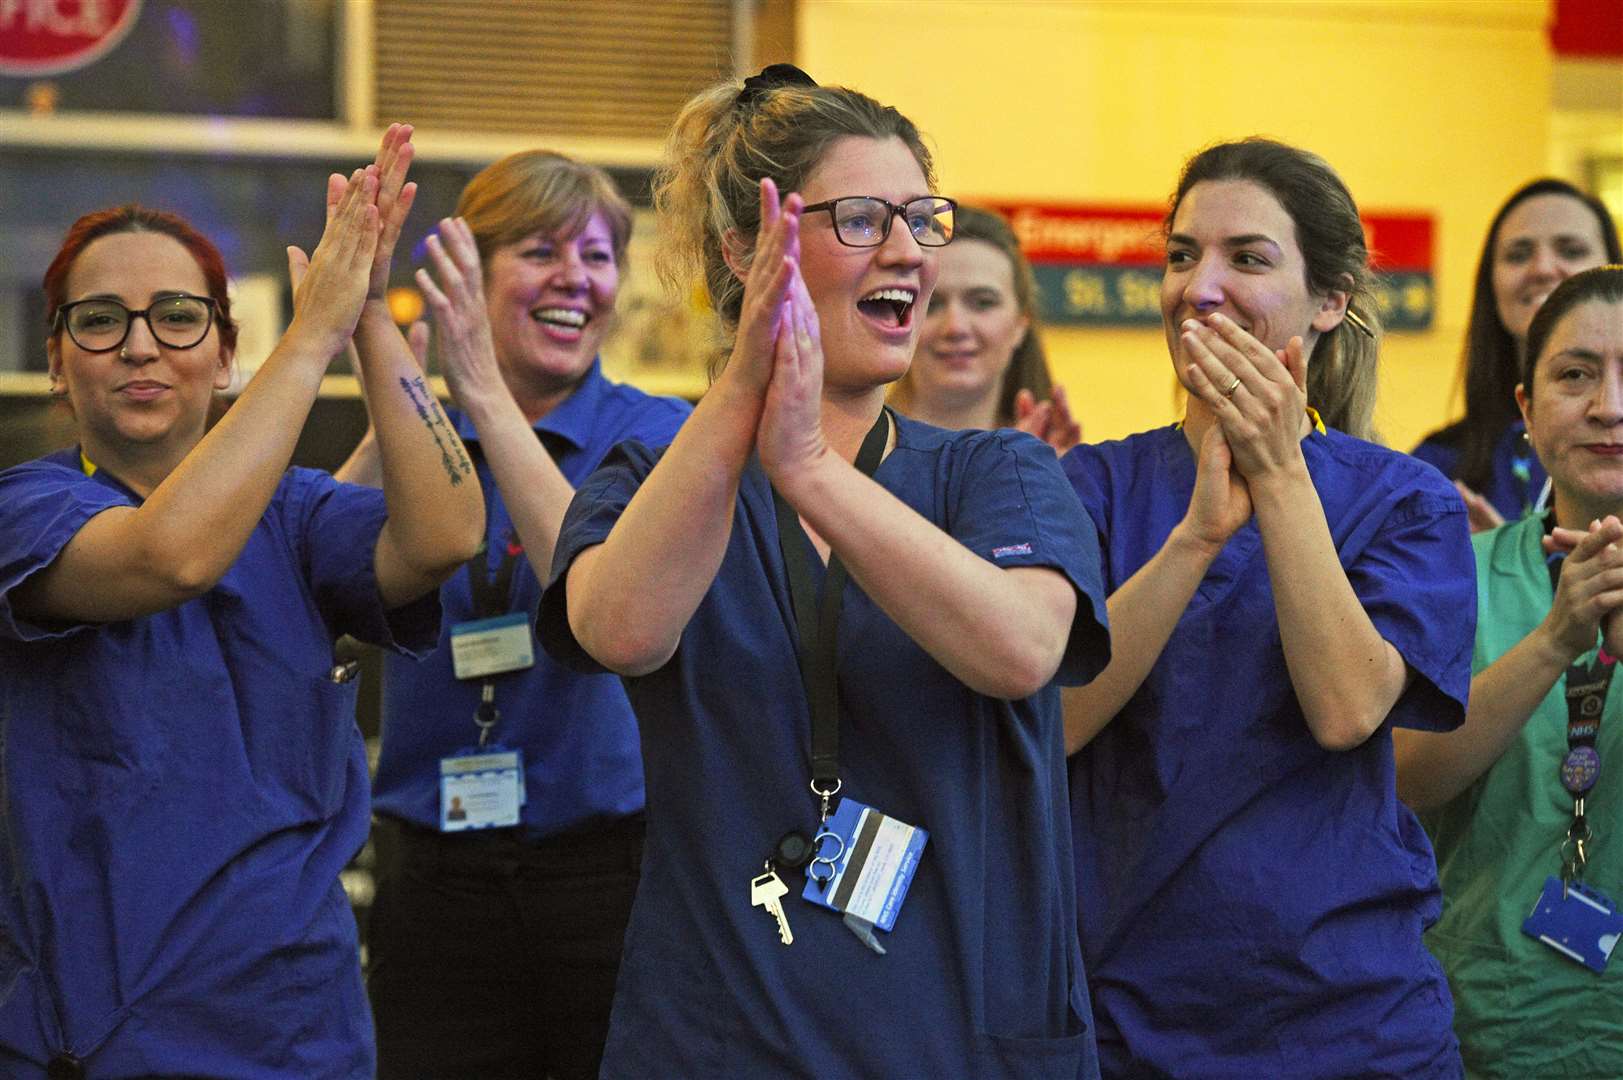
449, 613, 534, 680
801, 798, 927, 933
438, 749, 523, 832
1522, 875, 1623, 973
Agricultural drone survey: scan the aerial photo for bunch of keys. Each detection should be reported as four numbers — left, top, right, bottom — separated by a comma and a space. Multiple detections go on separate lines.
749, 830, 812, 946
749, 828, 884, 954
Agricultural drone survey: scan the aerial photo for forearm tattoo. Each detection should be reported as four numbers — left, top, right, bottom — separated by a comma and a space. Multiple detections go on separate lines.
400, 376, 473, 485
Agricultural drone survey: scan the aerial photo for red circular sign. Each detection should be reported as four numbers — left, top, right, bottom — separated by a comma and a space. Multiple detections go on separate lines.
0, 0, 143, 77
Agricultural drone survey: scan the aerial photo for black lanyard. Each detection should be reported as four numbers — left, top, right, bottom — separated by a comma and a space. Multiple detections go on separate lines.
772, 408, 890, 821
1545, 514, 1614, 881
466, 539, 522, 620
463, 536, 523, 745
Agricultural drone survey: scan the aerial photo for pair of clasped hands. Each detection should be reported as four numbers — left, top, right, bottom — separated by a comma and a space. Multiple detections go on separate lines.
1545, 516, 1623, 664
1176, 312, 1315, 548
723, 178, 842, 487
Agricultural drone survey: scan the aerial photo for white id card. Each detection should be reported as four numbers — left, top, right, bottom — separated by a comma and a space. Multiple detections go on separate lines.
439, 750, 523, 831
449, 613, 534, 680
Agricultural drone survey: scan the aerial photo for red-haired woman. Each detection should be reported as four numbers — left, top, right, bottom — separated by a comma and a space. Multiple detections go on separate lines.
0, 126, 482, 1077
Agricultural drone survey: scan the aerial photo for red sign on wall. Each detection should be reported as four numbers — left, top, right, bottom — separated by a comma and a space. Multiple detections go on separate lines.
0, 0, 143, 77
975, 200, 1435, 330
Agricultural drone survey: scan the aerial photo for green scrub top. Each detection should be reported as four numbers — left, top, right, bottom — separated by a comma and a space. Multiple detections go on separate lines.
1425, 511, 1623, 1079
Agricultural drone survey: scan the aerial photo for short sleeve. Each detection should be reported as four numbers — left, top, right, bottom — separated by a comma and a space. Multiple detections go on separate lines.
534, 440, 665, 673
284, 468, 441, 654
1349, 484, 1475, 731
948, 431, 1110, 685
0, 459, 134, 641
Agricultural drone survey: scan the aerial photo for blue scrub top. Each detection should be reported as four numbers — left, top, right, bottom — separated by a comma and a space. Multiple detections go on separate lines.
1412, 419, 1545, 523
371, 361, 690, 839
1064, 425, 1474, 1080
0, 448, 440, 1078
538, 416, 1111, 1079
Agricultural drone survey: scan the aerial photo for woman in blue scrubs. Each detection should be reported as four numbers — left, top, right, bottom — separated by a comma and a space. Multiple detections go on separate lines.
344, 151, 690, 1079
536, 66, 1110, 1078
1063, 138, 1475, 1078
0, 126, 484, 1078
1398, 266, 1623, 1077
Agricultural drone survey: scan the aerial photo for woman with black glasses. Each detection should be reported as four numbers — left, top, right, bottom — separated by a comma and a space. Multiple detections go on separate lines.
0, 125, 482, 1077
536, 67, 1109, 1078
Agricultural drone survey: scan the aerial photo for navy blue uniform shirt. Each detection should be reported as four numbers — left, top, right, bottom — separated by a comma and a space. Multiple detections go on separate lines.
371, 361, 689, 839
0, 448, 439, 1077
539, 416, 1110, 1079
1065, 425, 1473, 1080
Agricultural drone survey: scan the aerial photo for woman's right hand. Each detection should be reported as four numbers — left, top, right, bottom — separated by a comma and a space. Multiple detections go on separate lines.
1180, 421, 1252, 554
285, 167, 381, 361
720, 178, 802, 399
1542, 517, 1623, 660
414, 217, 506, 413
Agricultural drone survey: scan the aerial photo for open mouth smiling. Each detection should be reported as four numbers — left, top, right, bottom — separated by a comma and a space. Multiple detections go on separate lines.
531, 307, 589, 330
857, 287, 917, 328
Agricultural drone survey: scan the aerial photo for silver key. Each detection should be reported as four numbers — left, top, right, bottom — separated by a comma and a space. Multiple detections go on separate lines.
751, 868, 793, 945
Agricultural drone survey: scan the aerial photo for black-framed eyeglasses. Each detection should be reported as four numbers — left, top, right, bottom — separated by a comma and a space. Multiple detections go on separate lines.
54, 294, 218, 352
801, 196, 957, 249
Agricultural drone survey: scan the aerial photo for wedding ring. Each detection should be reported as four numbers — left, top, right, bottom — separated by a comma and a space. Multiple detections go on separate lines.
1222, 374, 1242, 398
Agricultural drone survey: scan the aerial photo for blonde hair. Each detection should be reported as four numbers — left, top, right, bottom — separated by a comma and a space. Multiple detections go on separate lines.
653, 74, 935, 360
456, 149, 633, 266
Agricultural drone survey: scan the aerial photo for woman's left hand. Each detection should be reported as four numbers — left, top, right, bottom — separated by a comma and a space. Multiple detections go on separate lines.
1181, 312, 1309, 480
757, 261, 830, 485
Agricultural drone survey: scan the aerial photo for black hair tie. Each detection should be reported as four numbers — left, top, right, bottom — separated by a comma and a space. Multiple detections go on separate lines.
735, 63, 817, 113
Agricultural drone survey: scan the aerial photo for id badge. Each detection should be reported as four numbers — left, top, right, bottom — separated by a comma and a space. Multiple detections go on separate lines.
438, 749, 524, 832
801, 799, 927, 932
449, 613, 534, 680
1522, 875, 1623, 973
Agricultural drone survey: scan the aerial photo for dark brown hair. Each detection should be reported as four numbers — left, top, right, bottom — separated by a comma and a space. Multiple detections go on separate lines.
1521, 264, 1623, 400
1438, 180, 1620, 487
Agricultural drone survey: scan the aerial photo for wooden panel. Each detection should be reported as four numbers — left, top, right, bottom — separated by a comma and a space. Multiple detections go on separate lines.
374, 0, 737, 138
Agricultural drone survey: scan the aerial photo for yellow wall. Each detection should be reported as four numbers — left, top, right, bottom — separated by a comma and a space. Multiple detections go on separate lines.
799, 0, 1553, 447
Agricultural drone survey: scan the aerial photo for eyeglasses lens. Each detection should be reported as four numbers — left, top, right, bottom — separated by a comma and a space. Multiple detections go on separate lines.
832, 199, 888, 247
831, 198, 954, 248
67, 297, 212, 351
908, 198, 954, 247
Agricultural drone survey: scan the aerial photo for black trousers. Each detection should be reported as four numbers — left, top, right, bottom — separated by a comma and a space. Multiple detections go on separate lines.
366, 814, 644, 1080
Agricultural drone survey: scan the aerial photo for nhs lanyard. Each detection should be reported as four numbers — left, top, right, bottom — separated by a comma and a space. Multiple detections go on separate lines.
1546, 516, 1616, 884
